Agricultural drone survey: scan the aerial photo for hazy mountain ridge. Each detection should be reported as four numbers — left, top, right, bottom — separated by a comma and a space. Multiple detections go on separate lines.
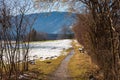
27, 12, 77, 34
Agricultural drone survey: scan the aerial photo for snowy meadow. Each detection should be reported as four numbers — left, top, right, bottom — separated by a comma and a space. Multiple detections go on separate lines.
28, 39, 72, 61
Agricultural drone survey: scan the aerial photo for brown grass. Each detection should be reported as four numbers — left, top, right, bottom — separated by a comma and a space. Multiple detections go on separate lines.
68, 40, 99, 80
28, 48, 72, 80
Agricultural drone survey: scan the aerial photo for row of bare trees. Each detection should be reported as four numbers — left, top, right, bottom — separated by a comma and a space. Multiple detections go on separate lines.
28, 28, 47, 41
57, 26, 74, 39
73, 0, 120, 80
0, 0, 37, 79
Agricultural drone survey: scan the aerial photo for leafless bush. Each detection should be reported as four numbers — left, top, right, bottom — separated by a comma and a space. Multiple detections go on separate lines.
0, 0, 37, 79
73, 0, 120, 79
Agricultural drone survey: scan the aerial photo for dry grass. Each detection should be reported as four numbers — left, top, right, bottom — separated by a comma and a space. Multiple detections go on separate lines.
68, 40, 99, 80
28, 48, 72, 80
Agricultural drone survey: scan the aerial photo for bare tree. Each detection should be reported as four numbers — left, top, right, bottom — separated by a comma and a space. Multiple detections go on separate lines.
0, 0, 37, 79
58, 26, 73, 39
73, 0, 120, 80
28, 28, 47, 41
36, 32, 47, 41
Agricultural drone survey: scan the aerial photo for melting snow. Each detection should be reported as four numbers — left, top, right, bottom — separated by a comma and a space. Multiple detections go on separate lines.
2, 39, 72, 63
29, 39, 72, 60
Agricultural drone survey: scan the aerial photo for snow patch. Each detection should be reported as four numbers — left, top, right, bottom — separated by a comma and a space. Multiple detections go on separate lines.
29, 39, 72, 61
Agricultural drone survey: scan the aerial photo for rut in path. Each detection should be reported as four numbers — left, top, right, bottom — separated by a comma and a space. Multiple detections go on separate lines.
49, 50, 74, 80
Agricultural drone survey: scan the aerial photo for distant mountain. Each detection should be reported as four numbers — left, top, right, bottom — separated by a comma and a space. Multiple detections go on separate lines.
27, 12, 77, 34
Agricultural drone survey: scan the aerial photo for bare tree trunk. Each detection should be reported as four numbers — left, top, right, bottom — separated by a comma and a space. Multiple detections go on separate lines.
0, 0, 37, 79
73, 0, 120, 79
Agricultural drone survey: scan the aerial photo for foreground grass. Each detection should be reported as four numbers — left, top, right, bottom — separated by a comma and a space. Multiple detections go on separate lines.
68, 40, 98, 80
28, 48, 72, 80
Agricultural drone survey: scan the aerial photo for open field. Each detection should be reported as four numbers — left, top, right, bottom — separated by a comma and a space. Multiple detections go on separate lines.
19, 39, 73, 80
2, 39, 72, 62
28, 39, 72, 61
28, 47, 73, 80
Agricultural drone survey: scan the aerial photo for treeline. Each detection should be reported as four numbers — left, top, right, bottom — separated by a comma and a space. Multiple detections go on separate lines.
73, 0, 120, 80
27, 29, 47, 41
27, 27, 74, 41
57, 26, 74, 39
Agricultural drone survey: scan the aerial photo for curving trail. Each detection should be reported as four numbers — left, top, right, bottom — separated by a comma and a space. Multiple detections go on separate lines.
48, 50, 74, 80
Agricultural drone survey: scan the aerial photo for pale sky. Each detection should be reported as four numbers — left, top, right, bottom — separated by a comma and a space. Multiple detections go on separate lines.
0, 0, 83, 15
29, 0, 83, 14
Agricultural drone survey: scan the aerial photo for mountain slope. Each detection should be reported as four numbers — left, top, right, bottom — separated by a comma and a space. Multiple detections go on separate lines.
28, 12, 77, 34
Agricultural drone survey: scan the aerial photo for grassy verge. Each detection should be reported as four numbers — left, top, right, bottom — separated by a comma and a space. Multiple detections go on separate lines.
28, 48, 72, 80
68, 40, 98, 80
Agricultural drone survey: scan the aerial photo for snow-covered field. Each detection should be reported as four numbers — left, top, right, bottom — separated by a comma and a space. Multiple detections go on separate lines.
29, 39, 72, 60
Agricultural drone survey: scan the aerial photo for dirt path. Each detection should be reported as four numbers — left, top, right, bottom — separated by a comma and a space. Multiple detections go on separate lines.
48, 50, 74, 80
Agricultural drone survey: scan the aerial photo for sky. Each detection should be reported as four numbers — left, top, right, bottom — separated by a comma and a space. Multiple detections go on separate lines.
33, 0, 83, 13
0, 0, 83, 15
27, 0, 83, 14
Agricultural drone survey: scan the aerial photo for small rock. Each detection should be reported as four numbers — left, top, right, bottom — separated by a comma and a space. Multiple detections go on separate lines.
28, 60, 35, 65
